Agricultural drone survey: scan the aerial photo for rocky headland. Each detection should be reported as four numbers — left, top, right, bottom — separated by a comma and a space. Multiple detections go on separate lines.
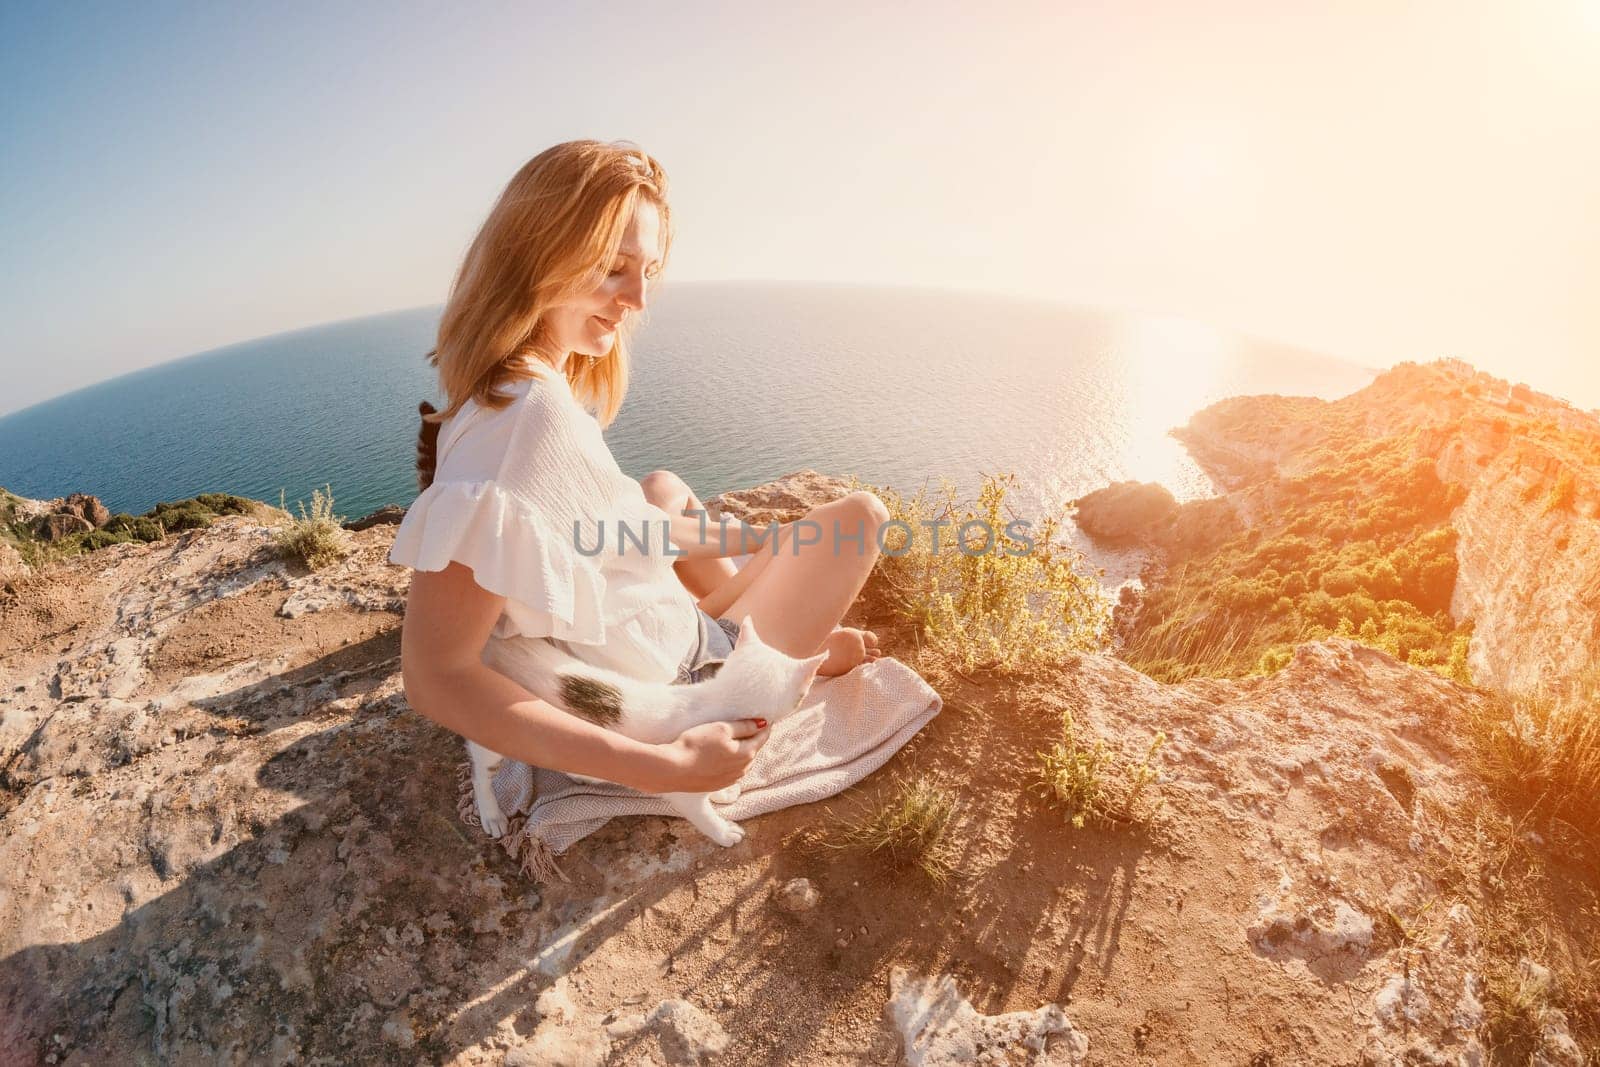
2, 362, 1598, 1064
1087, 359, 1600, 697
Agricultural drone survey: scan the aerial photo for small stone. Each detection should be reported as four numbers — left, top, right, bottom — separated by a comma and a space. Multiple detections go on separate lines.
773, 877, 819, 913
380, 1012, 415, 1049
835, 937, 849, 949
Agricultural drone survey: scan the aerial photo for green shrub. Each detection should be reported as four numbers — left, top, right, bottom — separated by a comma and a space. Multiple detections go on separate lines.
1121, 427, 1471, 683
271, 485, 353, 570
105, 514, 164, 542
130, 516, 164, 542
194, 492, 254, 516
147, 500, 215, 532
807, 774, 960, 883
1257, 645, 1295, 674
1031, 709, 1166, 830
75, 529, 132, 550
864, 472, 1110, 686
2, 490, 265, 562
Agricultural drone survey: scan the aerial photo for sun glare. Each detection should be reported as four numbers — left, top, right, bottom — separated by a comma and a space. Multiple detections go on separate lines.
1115, 314, 1237, 493
1164, 131, 1233, 189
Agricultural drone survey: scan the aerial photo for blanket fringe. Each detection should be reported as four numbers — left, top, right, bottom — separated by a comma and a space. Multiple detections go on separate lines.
452, 755, 570, 884
507, 828, 570, 884
454, 759, 482, 830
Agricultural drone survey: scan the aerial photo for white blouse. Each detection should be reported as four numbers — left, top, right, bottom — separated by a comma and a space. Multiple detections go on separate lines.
388, 365, 701, 684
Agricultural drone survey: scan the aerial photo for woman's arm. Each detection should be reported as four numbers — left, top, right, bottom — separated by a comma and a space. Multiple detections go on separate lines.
399, 560, 769, 792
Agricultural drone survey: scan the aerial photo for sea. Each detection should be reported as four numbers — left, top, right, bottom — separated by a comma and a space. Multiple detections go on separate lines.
0, 282, 1376, 586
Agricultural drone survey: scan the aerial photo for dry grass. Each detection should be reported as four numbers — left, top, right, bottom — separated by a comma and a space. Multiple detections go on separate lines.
1482, 959, 1558, 1064
805, 774, 960, 884
271, 485, 353, 571
856, 472, 1111, 688
1466, 666, 1600, 854
1454, 668, 1600, 1058
1030, 708, 1166, 830
1422, 796, 1600, 1063
1121, 574, 1285, 683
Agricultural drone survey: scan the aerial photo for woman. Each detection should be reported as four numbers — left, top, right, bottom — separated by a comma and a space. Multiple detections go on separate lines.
393, 140, 887, 797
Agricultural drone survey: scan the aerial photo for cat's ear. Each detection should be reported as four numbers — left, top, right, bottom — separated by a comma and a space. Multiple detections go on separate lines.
802, 651, 829, 683
734, 614, 761, 649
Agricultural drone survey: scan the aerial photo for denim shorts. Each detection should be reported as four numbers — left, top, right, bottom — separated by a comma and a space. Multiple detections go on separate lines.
672, 608, 741, 685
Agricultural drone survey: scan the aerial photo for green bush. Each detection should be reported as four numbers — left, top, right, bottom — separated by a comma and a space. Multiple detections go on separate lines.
194, 492, 254, 516
148, 500, 215, 532
5, 491, 264, 561
1122, 426, 1472, 684
1032, 709, 1166, 830
271, 485, 353, 570
106, 514, 164, 542
868, 472, 1110, 686
73, 529, 132, 550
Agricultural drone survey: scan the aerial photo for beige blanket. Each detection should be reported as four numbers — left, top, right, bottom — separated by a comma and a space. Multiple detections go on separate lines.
455, 657, 943, 882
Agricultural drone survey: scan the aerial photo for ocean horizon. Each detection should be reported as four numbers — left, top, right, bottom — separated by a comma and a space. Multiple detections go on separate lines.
0, 282, 1376, 583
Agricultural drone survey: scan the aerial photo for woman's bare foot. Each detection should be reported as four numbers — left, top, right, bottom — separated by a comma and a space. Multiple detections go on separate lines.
816, 626, 882, 677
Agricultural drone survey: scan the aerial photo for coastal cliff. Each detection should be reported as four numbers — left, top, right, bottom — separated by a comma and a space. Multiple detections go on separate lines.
1114, 359, 1600, 696
1, 470, 1594, 1064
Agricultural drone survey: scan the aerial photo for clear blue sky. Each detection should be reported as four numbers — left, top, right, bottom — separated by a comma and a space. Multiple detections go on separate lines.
3, 0, 1598, 416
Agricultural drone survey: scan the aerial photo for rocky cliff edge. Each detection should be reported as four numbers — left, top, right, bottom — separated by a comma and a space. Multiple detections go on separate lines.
0, 472, 1593, 1065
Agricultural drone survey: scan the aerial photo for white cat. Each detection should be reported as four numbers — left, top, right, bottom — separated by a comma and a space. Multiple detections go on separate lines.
468, 615, 827, 847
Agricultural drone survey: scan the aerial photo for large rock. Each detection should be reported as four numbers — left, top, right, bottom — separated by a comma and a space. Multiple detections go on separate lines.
0, 487, 54, 525
63, 492, 112, 529
34, 512, 94, 541
704, 468, 855, 526
1072, 480, 1178, 545
885, 967, 1088, 1065
1439, 440, 1600, 693
343, 504, 406, 532
9, 490, 111, 542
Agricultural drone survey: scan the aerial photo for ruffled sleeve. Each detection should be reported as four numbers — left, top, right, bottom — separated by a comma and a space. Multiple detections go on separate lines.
388, 478, 608, 645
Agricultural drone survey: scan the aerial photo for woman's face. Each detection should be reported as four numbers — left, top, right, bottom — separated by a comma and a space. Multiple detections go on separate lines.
543, 198, 663, 363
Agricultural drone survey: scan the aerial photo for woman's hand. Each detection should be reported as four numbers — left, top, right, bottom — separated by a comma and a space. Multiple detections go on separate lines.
654, 718, 771, 792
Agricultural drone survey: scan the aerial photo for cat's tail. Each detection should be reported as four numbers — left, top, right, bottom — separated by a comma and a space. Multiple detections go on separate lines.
481, 635, 683, 744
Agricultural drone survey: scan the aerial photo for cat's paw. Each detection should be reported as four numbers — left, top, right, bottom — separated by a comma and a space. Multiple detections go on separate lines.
708, 784, 741, 805
704, 818, 746, 847
478, 806, 510, 839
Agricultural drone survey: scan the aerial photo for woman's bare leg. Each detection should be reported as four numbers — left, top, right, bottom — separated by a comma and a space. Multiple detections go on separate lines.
645, 476, 888, 675
639, 471, 738, 602
716, 491, 889, 675
695, 542, 777, 619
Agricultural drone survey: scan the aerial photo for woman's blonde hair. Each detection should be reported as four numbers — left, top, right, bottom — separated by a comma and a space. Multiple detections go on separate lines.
417, 139, 672, 489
